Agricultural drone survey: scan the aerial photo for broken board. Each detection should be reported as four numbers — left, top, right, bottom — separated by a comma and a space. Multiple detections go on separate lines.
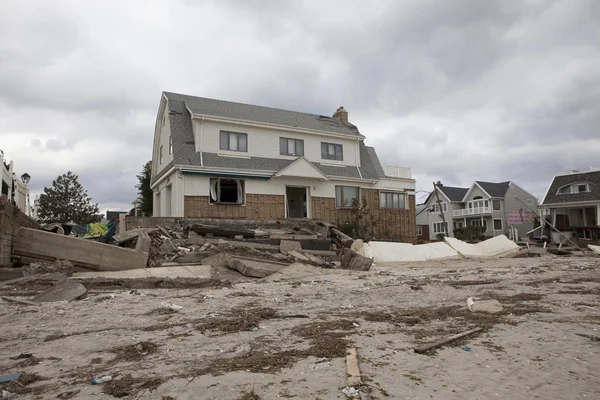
32, 280, 88, 303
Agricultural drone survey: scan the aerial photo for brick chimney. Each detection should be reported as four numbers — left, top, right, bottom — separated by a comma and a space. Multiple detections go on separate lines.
333, 106, 348, 123
436, 181, 443, 187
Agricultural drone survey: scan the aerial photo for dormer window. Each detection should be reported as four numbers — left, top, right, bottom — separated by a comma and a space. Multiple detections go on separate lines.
220, 131, 248, 152
557, 183, 589, 194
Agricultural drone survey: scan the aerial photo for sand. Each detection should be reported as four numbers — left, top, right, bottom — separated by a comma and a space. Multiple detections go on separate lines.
1, 255, 599, 399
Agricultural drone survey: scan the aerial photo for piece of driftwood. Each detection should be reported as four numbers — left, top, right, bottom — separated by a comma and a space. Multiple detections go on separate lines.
189, 224, 256, 238
346, 347, 361, 386
1, 296, 39, 306
414, 327, 483, 354
330, 228, 354, 245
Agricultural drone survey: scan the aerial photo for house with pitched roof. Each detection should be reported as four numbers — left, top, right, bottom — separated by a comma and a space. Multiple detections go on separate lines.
539, 168, 600, 242
150, 92, 417, 241
422, 181, 537, 241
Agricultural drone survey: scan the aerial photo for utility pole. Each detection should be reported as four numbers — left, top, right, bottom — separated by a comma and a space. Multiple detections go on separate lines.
433, 181, 449, 237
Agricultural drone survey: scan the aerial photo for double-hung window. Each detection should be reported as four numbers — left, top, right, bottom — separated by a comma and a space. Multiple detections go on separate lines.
433, 222, 447, 233
280, 138, 304, 156
321, 142, 343, 161
220, 131, 248, 152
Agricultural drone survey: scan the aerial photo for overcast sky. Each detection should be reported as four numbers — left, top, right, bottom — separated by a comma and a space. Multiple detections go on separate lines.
1, 0, 599, 213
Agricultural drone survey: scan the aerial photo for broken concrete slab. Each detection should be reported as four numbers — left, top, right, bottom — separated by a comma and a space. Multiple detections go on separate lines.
176, 252, 213, 264
264, 263, 326, 281
72, 265, 212, 279
201, 252, 233, 268
158, 239, 177, 255
113, 228, 157, 244
228, 258, 285, 278
340, 249, 373, 271
22, 260, 74, 277
32, 279, 88, 303
135, 231, 152, 254
280, 240, 302, 255
588, 244, 600, 255
288, 250, 310, 261
467, 297, 503, 314
368, 241, 459, 263
13, 228, 148, 271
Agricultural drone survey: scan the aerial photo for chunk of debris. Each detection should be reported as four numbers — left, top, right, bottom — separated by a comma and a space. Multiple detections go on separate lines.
158, 239, 177, 255
22, 260, 74, 277
467, 297, 504, 314
280, 240, 302, 255
340, 249, 373, 271
32, 280, 88, 303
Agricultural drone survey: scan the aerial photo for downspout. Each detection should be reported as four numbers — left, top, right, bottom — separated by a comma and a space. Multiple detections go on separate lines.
356, 138, 363, 179
200, 116, 204, 166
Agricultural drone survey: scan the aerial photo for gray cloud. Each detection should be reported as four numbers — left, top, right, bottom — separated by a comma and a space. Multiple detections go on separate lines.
1, 0, 598, 213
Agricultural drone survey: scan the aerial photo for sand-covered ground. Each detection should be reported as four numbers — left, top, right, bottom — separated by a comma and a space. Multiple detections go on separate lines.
1, 255, 600, 399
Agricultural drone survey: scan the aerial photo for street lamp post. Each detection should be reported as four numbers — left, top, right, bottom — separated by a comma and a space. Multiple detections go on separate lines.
21, 173, 31, 217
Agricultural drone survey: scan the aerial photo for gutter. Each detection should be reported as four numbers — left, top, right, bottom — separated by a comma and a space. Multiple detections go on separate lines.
200, 116, 204, 166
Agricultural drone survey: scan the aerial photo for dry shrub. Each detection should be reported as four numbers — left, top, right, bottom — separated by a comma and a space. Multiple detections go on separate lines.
109, 341, 159, 362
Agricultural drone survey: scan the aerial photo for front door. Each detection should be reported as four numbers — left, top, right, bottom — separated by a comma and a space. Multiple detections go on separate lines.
286, 186, 308, 218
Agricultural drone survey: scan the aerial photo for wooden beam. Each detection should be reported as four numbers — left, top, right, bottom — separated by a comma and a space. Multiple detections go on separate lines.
1, 296, 39, 306
414, 327, 483, 354
346, 347, 361, 386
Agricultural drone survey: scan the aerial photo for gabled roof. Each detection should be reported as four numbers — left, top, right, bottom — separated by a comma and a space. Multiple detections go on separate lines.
541, 170, 600, 205
152, 93, 387, 185
423, 186, 468, 205
164, 92, 362, 137
273, 157, 329, 180
475, 181, 510, 198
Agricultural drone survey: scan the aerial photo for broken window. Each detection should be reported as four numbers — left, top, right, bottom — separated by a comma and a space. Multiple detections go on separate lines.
335, 186, 359, 208
380, 192, 406, 209
220, 131, 248, 152
280, 138, 304, 156
321, 142, 343, 161
210, 178, 245, 204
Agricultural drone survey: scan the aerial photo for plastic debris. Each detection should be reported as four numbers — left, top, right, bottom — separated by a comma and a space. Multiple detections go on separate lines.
0, 373, 20, 384
91, 375, 113, 384
463, 346, 472, 352
342, 387, 360, 397
160, 302, 184, 311
9, 353, 33, 360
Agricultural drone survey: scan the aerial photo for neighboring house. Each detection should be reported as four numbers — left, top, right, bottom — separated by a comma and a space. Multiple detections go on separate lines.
106, 211, 127, 222
422, 181, 537, 241
150, 92, 417, 241
131, 195, 143, 216
539, 168, 600, 243
415, 204, 429, 240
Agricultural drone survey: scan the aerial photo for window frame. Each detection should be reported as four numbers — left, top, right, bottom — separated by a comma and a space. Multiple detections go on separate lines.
169, 136, 173, 155
380, 192, 406, 209
321, 142, 343, 161
417, 226, 423, 236
159, 145, 163, 164
557, 183, 590, 195
492, 200, 501, 211
335, 186, 359, 208
493, 218, 503, 230
280, 137, 304, 157
433, 222, 447, 234
209, 177, 245, 205
219, 131, 248, 152
470, 219, 487, 228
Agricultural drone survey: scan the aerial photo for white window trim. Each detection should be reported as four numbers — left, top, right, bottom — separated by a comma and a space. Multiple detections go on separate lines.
335, 186, 360, 209
417, 226, 423, 236
433, 202, 447, 212
557, 183, 590, 195
492, 199, 501, 211
493, 218, 503, 230
380, 191, 407, 209
209, 178, 246, 205
433, 222, 447, 234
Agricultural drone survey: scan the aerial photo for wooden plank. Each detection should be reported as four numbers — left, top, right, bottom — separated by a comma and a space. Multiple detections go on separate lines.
330, 228, 354, 244
1, 296, 39, 306
414, 327, 483, 354
346, 347, 361, 386
14, 228, 148, 271
32, 280, 88, 303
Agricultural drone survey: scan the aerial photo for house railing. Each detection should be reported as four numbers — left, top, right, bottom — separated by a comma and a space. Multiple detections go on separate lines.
384, 165, 412, 179
452, 207, 492, 217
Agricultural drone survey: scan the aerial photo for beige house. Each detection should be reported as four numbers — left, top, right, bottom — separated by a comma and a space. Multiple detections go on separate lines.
150, 92, 417, 241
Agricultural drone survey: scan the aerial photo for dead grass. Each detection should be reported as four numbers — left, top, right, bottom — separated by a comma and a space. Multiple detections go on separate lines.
576, 333, 600, 342
145, 307, 180, 315
109, 341, 159, 362
290, 319, 356, 338
195, 307, 277, 334
228, 291, 262, 297
102, 374, 166, 397
445, 279, 500, 287
0, 372, 51, 395
238, 390, 262, 399
14, 356, 43, 367
477, 291, 545, 302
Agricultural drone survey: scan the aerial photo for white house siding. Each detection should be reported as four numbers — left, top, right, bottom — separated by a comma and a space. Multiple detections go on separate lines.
153, 105, 174, 179
194, 120, 360, 167
153, 170, 183, 217
464, 185, 489, 202
504, 184, 537, 238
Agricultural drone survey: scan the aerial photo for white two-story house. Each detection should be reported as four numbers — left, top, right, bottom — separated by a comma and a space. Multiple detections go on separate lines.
150, 92, 417, 241
422, 181, 538, 241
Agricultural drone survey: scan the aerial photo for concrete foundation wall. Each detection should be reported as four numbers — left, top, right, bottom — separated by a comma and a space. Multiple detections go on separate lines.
0, 197, 40, 267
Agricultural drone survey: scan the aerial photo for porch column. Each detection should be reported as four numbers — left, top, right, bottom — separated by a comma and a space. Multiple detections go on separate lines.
597, 205, 600, 226
583, 208, 588, 227
463, 217, 466, 228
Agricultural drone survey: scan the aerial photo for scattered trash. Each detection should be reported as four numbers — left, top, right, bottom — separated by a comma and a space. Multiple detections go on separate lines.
160, 302, 184, 311
1, 390, 10, 400
414, 327, 483, 354
128, 290, 140, 295
9, 353, 33, 360
91, 375, 113, 384
0, 373, 21, 384
342, 387, 360, 397
463, 346, 472, 352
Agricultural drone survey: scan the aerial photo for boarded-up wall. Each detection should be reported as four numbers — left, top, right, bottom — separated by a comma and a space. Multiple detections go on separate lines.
0, 197, 40, 267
